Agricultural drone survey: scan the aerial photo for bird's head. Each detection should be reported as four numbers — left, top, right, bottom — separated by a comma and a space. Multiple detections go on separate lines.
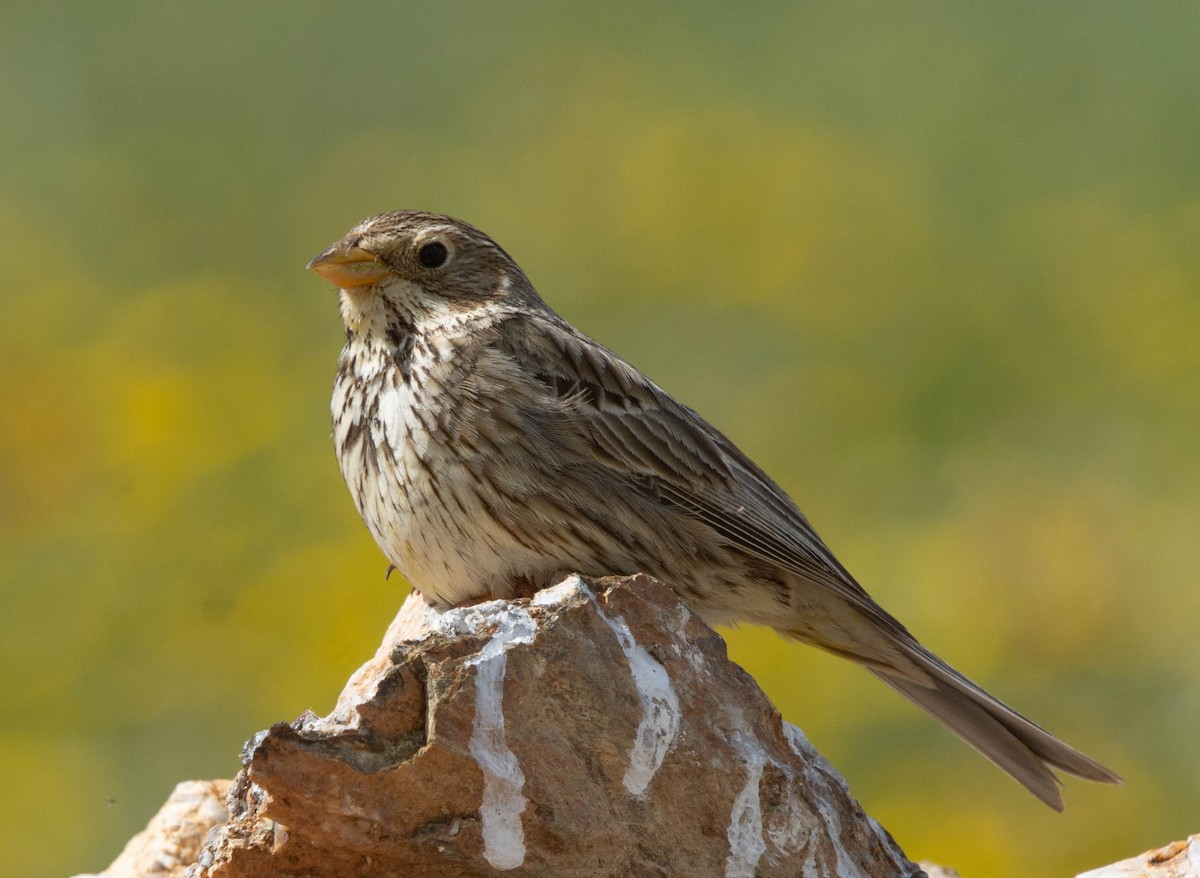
308, 211, 540, 333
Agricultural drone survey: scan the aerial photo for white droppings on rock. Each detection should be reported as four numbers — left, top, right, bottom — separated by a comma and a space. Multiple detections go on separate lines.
435, 599, 523, 638
531, 574, 591, 609
469, 654, 526, 870
442, 601, 538, 871
724, 729, 768, 878
784, 723, 870, 878
591, 595, 681, 797
675, 614, 791, 871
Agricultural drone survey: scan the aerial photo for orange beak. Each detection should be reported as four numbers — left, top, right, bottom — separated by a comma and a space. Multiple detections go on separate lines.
306, 243, 391, 288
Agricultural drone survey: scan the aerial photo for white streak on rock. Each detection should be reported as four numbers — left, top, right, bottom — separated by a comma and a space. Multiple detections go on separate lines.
724, 729, 768, 878
530, 575, 591, 608
592, 597, 681, 797
441, 601, 537, 871
784, 723, 870, 878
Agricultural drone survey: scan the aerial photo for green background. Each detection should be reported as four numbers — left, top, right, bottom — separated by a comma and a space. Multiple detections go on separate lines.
2, 3, 1197, 876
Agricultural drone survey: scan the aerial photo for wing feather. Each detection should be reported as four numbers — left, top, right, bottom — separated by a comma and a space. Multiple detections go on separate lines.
494, 312, 905, 631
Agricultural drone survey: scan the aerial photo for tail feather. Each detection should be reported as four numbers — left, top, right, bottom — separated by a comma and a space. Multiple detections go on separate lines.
871, 646, 1121, 810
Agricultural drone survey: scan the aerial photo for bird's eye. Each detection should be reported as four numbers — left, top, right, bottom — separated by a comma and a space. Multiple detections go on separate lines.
417, 241, 449, 269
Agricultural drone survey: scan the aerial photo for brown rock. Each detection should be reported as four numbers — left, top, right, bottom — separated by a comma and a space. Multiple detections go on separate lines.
89, 574, 927, 877
71, 780, 229, 878
1077, 836, 1200, 878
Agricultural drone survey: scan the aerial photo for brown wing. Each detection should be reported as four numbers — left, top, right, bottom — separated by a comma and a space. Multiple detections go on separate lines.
493, 310, 909, 636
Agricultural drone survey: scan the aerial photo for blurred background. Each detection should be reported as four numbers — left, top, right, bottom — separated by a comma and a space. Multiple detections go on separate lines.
2, 3, 1197, 876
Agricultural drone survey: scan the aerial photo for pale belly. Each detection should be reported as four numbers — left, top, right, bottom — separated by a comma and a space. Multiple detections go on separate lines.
334, 373, 559, 606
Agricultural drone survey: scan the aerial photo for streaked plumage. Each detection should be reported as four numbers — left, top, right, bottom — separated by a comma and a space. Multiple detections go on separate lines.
309, 210, 1120, 809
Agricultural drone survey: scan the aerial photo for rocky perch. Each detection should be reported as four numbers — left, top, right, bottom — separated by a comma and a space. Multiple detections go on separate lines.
75, 574, 1192, 878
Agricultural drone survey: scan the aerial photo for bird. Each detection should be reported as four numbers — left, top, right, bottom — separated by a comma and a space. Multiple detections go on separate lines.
307, 209, 1120, 809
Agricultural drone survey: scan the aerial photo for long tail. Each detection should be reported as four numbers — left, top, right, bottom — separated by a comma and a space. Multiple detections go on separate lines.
870, 644, 1121, 810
